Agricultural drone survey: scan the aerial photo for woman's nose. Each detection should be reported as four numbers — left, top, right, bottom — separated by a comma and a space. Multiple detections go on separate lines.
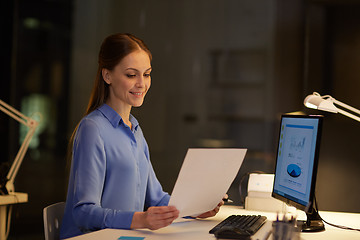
135, 76, 145, 88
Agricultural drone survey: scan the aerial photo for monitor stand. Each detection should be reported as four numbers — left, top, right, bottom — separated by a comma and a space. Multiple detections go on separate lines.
297, 208, 325, 232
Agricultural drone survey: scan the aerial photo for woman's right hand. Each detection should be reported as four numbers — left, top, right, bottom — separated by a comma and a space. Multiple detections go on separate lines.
131, 206, 179, 230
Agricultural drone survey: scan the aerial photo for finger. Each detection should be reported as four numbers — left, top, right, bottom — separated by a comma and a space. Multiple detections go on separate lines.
149, 206, 178, 214
147, 208, 179, 222
156, 211, 179, 221
215, 205, 220, 213
164, 206, 179, 214
197, 211, 215, 219
148, 214, 178, 230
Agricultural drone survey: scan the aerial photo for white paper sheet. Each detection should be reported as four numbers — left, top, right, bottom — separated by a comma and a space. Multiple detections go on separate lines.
168, 148, 247, 218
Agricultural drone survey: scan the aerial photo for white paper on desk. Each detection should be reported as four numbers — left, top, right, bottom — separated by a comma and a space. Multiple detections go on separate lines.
168, 148, 247, 218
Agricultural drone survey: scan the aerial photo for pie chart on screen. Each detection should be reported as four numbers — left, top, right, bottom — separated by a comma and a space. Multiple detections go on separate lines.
287, 164, 301, 178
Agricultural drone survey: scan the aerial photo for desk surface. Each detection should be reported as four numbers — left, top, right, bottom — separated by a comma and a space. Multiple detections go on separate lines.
66, 205, 360, 240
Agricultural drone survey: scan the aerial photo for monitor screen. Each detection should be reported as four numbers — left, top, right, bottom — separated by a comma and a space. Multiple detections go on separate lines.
272, 114, 323, 212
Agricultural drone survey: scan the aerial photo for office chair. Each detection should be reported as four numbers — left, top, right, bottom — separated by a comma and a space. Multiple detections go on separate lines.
43, 202, 65, 240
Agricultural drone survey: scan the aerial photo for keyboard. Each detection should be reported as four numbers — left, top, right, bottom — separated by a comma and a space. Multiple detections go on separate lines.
209, 215, 267, 239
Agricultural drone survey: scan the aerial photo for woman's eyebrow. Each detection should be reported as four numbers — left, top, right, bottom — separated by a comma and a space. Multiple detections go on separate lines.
125, 67, 152, 72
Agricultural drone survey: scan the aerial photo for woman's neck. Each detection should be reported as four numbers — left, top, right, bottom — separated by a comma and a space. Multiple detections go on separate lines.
105, 100, 132, 128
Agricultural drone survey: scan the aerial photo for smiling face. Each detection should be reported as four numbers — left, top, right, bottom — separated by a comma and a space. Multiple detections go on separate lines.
103, 50, 152, 113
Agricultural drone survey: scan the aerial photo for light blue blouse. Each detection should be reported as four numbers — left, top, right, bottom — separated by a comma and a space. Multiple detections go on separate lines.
60, 104, 170, 239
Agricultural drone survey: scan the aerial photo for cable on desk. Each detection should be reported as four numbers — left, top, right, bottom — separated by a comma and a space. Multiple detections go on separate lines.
314, 195, 360, 232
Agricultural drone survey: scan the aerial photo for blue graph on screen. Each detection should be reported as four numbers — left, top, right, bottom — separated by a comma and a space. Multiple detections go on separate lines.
287, 164, 301, 178
290, 136, 305, 152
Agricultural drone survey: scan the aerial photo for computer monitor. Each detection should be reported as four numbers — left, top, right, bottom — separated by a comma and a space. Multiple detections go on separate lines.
272, 114, 325, 232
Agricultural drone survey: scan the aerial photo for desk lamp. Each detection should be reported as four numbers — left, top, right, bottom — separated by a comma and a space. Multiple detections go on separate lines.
0, 99, 39, 195
304, 92, 360, 122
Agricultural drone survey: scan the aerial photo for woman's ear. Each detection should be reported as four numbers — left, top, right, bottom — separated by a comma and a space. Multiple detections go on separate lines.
102, 68, 111, 85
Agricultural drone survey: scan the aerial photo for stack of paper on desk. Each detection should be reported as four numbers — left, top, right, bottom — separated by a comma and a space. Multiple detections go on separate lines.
169, 148, 247, 218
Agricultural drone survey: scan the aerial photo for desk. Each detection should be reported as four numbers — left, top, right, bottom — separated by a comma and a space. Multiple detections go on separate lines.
0, 192, 28, 240
65, 205, 360, 240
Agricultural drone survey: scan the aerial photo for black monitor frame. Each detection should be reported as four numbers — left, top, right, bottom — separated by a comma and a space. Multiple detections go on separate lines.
272, 114, 325, 232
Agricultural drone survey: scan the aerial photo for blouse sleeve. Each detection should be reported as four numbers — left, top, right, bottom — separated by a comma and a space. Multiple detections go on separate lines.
70, 118, 134, 231
143, 140, 170, 209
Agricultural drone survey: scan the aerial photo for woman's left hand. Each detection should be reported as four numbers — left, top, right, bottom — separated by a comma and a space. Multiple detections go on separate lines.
195, 197, 225, 219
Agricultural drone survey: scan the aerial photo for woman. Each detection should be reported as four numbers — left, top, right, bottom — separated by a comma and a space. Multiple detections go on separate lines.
60, 33, 223, 239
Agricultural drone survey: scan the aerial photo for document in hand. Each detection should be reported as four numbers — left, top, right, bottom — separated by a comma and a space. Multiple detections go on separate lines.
169, 148, 247, 218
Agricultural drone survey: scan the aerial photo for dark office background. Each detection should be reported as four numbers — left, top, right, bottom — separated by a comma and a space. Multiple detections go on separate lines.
1, 0, 360, 239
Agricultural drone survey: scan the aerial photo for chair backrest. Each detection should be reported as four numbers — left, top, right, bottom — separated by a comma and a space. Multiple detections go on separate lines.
43, 202, 66, 240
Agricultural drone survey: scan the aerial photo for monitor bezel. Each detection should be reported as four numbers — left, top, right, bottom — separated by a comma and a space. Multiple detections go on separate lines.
272, 114, 323, 213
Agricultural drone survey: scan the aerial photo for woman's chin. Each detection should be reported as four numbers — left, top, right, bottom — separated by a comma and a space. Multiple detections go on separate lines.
132, 101, 144, 108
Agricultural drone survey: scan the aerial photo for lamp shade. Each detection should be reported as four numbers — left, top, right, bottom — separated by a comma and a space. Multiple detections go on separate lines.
304, 93, 338, 113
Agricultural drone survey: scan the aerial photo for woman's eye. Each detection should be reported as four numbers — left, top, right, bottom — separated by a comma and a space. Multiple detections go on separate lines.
144, 73, 151, 77
126, 74, 136, 78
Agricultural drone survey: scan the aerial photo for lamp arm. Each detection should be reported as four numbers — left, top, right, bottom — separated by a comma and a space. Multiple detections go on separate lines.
332, 98, 360, 116
6, 126, 37, 192
0, 100, 31, 126
0, 99, 39, 194
336, 109, 360, 123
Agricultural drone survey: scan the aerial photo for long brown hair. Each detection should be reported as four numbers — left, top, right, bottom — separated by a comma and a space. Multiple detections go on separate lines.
66, 33, 152, 175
